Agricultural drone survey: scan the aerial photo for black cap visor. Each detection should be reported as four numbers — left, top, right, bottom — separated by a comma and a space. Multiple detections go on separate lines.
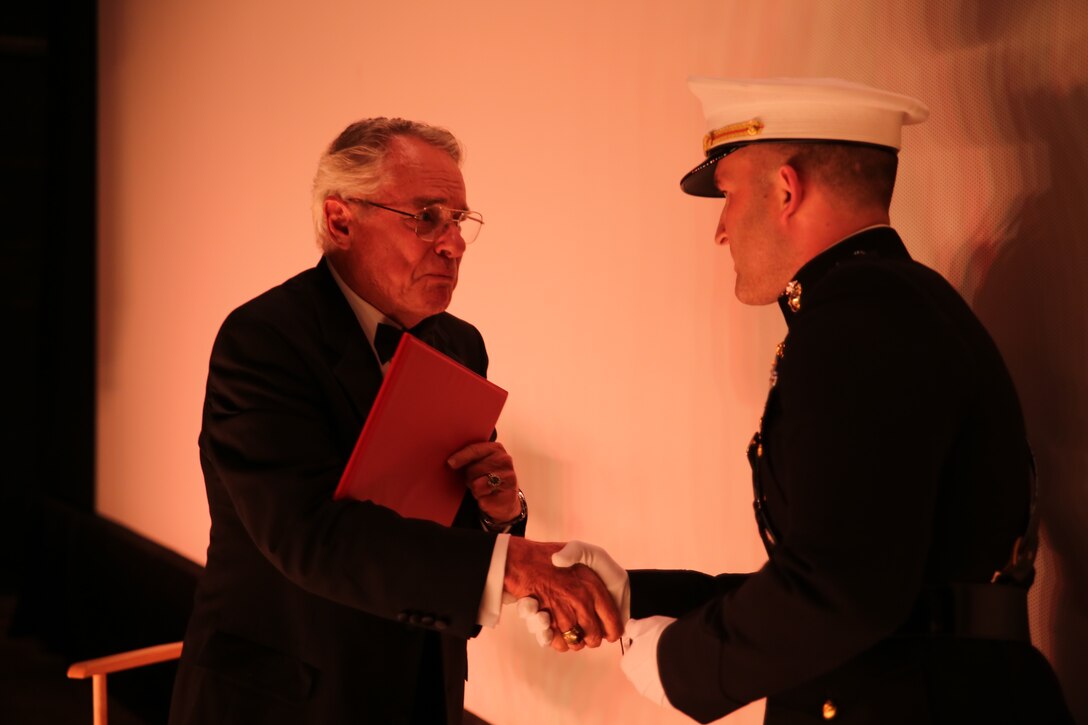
679, 143, 750, 197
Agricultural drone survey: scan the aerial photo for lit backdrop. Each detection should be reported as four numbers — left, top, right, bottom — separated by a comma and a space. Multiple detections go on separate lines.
96, 2, 1088, 722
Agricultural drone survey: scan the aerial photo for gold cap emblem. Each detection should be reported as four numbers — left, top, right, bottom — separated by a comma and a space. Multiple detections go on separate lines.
703, 118, 764, 155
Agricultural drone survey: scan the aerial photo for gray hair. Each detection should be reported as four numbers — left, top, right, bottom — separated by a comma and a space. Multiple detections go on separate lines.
311, 118, 463, 252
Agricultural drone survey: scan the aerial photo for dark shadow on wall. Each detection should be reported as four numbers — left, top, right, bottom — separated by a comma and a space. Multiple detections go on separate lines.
969, 81, 1088, 724
923, 2, 1088, 721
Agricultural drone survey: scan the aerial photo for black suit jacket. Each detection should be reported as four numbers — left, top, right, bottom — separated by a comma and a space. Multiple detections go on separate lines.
630, 228, 1071, 724
169, 259, 522, 724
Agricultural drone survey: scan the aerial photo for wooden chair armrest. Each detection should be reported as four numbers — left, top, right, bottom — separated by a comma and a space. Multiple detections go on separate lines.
67, 641, 184, 679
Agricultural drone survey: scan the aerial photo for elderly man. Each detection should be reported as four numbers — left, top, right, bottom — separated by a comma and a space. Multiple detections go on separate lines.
530, 79, 1073, 723
168, 118, 619, 725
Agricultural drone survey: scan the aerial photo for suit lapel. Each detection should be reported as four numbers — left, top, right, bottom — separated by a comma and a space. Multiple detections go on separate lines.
417, 317, 466, 368
311, 261, 482, 532
311, 259, 385, 425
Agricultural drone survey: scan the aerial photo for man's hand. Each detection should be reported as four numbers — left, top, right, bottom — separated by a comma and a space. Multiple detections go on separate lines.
518, 540, 631, 649
552, 540, 630, 622
620, 616, 676, 708
515, 596, 554, 648
504, 537, 623, 652
448, 441, 521, 523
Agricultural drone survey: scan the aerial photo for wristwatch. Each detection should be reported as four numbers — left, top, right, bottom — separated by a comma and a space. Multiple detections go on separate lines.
480, 489, 527, 530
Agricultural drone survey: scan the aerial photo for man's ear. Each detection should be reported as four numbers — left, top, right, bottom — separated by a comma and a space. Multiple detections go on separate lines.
777, 163, 803, 221
323, 197, 353, 249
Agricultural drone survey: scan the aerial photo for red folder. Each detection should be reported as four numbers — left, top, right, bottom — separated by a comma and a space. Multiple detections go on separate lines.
333, 333, 508, 525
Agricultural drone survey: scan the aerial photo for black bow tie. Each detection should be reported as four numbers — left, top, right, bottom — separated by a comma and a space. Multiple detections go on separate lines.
374, 323, 405, 364
374, 318, 437, 364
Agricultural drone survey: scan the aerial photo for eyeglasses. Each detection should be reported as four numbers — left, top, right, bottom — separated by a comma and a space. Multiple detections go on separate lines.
346, 198, 484, 244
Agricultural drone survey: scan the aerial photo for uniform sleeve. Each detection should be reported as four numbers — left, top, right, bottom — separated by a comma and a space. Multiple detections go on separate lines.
201, 306, 497, 638
628, 570, 749, 619
657, 266, 967, 722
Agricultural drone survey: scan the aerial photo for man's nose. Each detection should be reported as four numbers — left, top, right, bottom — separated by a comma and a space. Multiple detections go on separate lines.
714, 201, 730, 246
432, 223, 466, 258
714, 221, 729, 246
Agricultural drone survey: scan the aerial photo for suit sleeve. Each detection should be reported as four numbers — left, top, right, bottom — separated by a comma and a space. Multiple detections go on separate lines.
654, 267, 966, 722
200, 305, 496, 639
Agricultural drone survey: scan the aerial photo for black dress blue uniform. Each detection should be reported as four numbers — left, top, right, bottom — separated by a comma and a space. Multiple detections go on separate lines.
630, 226, 1072, 723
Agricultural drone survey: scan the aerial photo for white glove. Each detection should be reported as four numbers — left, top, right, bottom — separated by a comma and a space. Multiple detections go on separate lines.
515, 596, 555, 647
620, 616, 675, 708
551, 540, 631, 622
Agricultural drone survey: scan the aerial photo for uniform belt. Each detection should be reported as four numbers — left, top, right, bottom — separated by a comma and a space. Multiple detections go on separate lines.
897, 582, 1031, 643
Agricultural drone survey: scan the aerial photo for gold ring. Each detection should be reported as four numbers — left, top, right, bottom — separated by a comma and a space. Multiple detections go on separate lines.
562, 625, 584, 645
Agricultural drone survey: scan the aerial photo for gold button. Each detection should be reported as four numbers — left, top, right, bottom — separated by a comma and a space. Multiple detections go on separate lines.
822, 699, 837, 720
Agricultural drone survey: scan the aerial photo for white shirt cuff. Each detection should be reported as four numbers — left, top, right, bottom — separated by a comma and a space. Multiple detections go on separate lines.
476, 533, 510, 627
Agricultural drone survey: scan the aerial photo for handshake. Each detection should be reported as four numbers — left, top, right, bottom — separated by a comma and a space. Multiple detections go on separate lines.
501, 538, 676, 707
502, 539, 631, 651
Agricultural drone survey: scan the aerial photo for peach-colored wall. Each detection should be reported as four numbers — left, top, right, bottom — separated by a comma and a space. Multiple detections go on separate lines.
97, 1, 1087, 723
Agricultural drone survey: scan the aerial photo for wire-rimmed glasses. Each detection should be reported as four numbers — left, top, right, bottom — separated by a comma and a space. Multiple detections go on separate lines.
346, 198, 484, 244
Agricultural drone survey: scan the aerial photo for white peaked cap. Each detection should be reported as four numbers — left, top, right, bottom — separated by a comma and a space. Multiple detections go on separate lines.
681, 77, 929, 197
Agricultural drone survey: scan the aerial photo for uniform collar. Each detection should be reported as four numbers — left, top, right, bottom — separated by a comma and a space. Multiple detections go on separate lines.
777, 225, 911, 323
